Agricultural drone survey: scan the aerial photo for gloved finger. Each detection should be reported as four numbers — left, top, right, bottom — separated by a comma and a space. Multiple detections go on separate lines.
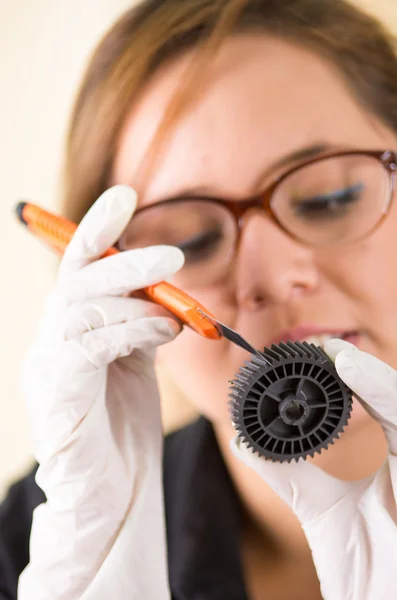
63, 296, 181, 341
68, 316, 180, 371
230, 436, 365, 524
58, 185, 137, 278
325, 339, 397, 454
58, 245, 185, 303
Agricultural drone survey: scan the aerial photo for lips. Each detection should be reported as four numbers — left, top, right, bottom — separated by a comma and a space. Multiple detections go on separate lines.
267, 326, 360, 349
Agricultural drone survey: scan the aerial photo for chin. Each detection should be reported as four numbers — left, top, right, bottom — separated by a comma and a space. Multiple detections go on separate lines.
309, 397, 387, 480
349, 396, 374, 426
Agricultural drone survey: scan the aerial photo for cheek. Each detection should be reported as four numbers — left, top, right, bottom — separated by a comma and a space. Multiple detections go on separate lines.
157, 325, 239, 424
350, 202, 397, 308
321, 198, 397, 360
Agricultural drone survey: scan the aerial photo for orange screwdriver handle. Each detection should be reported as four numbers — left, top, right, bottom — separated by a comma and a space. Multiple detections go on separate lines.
17, 202, 221, 340
145, 282, 220, 339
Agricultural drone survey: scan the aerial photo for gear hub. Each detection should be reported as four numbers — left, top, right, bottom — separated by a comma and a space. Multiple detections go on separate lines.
229, 341, 353, 462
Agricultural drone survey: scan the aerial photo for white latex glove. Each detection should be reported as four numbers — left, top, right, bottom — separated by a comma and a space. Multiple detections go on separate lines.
18, 185, 183, 600
232, 338, 397, 600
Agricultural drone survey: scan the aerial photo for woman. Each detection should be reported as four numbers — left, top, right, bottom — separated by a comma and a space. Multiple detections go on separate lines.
1, 0, 397, 598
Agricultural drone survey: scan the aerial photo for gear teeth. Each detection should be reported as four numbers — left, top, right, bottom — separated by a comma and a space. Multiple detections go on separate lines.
240, 366, 257, 377
277, 340, 318, 360
243, 360, 261, 372
262, 347, 284, 363
269, 344, 290, 360
229, 406, 240, 419
316, 345, 332, 362
229, 382, 245, 392
235, 374, 249, 385
250, 354, 271, 368
229, 388, 245, 400
281, 341, 300, 357
307, 344, 325, 360
228, 401, 240, 413
295, 340, 317, 358
288, 341, 307, 358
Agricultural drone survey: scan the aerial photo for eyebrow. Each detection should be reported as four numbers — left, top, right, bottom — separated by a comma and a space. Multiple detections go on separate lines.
259, 142, 332, 184
149, 142, 332, 203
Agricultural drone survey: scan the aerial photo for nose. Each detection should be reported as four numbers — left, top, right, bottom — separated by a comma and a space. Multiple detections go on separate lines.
235, 211, 319, 311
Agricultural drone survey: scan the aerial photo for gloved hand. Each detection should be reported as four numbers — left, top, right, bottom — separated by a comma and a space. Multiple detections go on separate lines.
232, 338, 397, 600
18, 185, 183, 600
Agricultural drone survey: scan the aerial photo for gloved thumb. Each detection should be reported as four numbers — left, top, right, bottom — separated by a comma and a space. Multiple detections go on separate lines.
325, 338, 397, 455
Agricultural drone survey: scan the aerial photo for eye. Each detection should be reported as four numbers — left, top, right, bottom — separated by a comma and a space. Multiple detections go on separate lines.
292, 182, 365, 220
177, 228, 224, 262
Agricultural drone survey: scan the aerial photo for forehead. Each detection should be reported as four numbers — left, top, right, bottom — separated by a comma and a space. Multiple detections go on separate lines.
112, 34, 388, 203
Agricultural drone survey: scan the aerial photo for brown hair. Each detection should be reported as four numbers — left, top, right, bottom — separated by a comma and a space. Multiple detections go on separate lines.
62, 0, 397, 223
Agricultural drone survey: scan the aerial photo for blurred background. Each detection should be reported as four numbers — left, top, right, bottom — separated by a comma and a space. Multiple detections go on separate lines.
0, 0, 396, 498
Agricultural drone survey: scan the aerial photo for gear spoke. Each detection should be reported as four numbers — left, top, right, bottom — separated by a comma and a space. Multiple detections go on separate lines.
267, 415, 282, 429
296, 378, 305, 396
265, 392, 282, 403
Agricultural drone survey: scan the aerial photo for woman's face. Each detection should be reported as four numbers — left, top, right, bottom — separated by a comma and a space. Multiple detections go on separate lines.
112, 34, 397, 475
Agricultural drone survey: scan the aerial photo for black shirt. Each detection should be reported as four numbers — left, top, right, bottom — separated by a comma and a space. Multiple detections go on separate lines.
0, 418, 250, 599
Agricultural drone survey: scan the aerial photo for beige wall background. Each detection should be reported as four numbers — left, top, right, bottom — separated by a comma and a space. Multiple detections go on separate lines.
0, 0, 137, 497
0, 0, 396, 498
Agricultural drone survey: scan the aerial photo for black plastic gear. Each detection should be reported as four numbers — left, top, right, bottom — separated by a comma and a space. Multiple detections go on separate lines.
229, 341, 353, 463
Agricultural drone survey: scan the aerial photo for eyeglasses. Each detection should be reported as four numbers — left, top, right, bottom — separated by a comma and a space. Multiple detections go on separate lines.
118, 150, 397, 288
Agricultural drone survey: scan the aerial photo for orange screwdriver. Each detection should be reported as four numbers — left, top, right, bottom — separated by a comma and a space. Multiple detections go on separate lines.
15, 201, 260, 356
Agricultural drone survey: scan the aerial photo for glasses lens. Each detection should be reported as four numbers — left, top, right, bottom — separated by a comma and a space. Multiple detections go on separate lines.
271, 154, 392, 246
118, 199, 237, 287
